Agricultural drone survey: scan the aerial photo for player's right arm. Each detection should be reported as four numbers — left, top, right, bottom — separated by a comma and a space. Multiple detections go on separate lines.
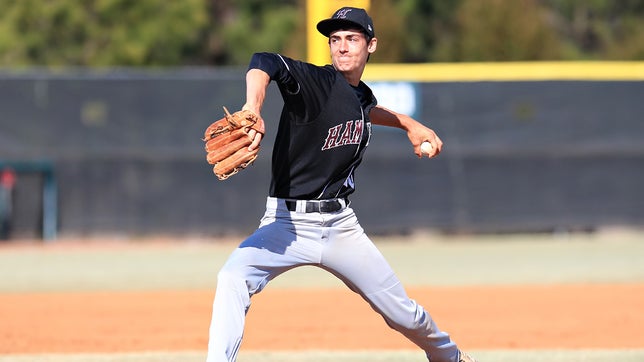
370, 105, 443, 158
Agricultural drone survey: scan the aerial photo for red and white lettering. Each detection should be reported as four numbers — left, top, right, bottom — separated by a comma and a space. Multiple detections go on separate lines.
322, 124, 343, 150
322, 120, 364, 150
352, 119, 363, 144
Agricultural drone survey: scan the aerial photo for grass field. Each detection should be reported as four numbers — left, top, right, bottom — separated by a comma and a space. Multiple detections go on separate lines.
1, 229, 643, 361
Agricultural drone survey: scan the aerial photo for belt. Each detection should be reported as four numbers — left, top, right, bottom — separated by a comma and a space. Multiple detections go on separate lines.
284, 198, 348, 213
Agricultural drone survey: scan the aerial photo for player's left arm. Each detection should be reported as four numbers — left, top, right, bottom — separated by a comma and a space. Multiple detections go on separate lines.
242, 68, 270, 150
369, 105, 443, 158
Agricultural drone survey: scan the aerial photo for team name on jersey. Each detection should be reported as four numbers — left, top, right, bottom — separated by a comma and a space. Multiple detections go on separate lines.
321, 119, 364, 151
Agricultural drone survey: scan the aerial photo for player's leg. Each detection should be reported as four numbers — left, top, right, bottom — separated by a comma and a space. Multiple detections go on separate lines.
206, 198, 324, 362
319, 208, 460, 362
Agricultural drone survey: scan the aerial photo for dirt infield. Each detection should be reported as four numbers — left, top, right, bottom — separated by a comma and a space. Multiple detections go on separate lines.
1, 284, 643, 354
1, 234, 643, 360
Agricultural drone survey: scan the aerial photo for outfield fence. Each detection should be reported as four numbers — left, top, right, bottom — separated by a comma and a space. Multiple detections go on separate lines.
1, 65, 643, 238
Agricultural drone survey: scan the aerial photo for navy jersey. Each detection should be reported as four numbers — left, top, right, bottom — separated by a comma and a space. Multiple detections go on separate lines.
249, 52, 377, 200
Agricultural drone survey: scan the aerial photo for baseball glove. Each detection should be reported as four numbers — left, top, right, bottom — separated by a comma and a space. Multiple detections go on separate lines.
203, 107, 262, 180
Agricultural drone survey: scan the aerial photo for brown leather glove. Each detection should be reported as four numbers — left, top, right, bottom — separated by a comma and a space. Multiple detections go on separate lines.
203, 107, 262, 180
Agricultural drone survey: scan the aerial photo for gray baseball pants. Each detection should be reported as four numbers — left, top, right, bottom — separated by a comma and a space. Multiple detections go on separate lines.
206, 197, 460, 362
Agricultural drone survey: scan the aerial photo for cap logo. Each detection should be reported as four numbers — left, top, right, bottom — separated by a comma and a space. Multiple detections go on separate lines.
335, 8, 352, 19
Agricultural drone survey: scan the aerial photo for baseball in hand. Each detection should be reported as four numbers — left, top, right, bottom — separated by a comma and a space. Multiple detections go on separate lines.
420, 141, 433, 155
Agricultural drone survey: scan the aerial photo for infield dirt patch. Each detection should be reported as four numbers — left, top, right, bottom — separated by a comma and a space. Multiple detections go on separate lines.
1, 284, 643, 354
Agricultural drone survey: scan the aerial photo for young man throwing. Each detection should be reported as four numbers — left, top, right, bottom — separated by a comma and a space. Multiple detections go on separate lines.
206, 7, 476, 362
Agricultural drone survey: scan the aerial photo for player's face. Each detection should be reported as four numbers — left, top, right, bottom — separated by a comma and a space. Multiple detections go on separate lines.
329, 29, 376, 81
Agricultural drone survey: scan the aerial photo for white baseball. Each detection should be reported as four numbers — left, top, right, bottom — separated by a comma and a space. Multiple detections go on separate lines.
420, 141, 433, 155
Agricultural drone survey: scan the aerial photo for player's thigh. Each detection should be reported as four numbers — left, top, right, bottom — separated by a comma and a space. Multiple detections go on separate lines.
221, 217, 321, 293
322, 230, 401, 296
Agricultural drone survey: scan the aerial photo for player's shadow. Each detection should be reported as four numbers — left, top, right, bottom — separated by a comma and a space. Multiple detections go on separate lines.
238, 208, 299, 255
235, 210, 314, 288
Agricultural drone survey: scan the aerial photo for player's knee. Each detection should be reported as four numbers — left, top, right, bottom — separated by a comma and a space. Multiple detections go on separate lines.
383, 302, 428, 332
216, 268, 250, 293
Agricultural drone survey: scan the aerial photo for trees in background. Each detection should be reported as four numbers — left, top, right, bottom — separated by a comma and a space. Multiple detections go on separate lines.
386, 0, 644, 62
544, 0, 644, 60
204, 0, 300, 65
0, 0, 642, 66
0, 0, 208, 66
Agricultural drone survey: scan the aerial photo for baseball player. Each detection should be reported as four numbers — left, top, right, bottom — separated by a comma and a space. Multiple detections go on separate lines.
206, 7, 476, 362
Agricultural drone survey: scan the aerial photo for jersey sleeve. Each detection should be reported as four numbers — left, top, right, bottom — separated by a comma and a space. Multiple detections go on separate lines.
248, 52, 300, 94
248, 53, 335, 123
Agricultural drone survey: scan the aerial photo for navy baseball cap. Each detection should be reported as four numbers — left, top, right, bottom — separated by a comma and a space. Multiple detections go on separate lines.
317, 7, 375, 39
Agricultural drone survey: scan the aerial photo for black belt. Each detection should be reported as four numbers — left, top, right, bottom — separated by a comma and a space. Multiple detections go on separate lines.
285, 198, 347, 213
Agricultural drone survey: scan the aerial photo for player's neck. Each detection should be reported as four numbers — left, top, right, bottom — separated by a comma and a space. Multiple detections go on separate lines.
336, 65, 365, 87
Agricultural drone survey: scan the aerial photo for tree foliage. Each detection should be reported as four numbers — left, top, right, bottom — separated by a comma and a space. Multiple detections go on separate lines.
207, 0, 300, 65
0, 0, 642, 67
434, 0, 565, 61
544, 0, 644, 59
0, 0, 208, 66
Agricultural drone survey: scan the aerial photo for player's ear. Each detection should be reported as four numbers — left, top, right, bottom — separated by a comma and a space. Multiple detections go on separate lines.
367, 37, 377, 54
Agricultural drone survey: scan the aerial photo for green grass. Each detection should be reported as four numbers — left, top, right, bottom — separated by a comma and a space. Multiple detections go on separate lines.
1, 229, 643, 293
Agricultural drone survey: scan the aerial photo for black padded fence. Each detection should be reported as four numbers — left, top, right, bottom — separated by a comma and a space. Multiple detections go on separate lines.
1, 69, 643, 238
